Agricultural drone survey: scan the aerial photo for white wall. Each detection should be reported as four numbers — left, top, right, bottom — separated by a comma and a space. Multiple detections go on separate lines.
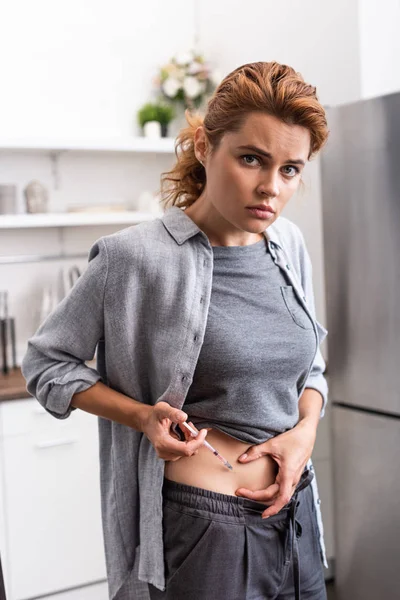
0, 0, 364, 137
359, 0, 400, 99
0, 0, 195, 138
197, 0, 361, 107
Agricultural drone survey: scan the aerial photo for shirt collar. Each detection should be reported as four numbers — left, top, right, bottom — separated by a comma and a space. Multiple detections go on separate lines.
162, 206, 204, 245
162, 205, 282, 249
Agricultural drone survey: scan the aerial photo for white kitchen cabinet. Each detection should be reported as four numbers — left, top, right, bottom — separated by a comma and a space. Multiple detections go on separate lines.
0, 398, 107, 600
0, 420, 8, 596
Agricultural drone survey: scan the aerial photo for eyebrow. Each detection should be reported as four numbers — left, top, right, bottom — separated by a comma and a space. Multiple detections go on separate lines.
237, 145, 306, 166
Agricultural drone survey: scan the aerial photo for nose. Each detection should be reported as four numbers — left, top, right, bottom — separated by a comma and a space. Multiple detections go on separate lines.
256, 170, 280, 198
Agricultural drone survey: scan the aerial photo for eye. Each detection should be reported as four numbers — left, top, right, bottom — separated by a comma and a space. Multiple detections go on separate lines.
281, 165, 300, 178
240, 154, 261, 167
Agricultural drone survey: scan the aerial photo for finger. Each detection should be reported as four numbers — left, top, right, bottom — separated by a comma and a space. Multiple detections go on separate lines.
155, 401, 188, 424
158, 427, 208, 457
169, 428, 181, 441
178, 420, 197, 431
236, 484, 279, 500
270, 483, 296, 501
238, 442, 270, 463
184, 427, 208, 452
179, 421, 198, 442
236, 482, 280, 502
261, 476, 295, 518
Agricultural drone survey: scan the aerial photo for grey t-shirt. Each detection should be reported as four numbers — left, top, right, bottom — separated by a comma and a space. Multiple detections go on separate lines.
184, 237, 316, 444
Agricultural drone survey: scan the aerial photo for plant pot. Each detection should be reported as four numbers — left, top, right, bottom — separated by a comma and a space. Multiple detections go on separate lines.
161, 123, 168, 138
143, 120, 161, 139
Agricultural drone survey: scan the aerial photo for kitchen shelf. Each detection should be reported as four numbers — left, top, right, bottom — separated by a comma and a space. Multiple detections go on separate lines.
0, 136, 176, 154
0, 210, 160, 229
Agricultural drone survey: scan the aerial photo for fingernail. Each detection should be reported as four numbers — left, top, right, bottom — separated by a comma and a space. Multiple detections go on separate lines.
239, 453, 248, 460
262, 515, 270, 520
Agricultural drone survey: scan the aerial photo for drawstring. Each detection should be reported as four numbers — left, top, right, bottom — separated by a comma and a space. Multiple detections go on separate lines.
287, 469, 314, 600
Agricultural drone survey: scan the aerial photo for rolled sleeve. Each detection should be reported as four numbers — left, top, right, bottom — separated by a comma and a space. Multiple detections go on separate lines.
297, 231, 329, 418
304, 347, 328, 417
42, 366, 101, 419
21, 238, 108, 419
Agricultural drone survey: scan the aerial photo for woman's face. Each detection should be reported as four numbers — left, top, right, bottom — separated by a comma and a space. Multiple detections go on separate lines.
190, 112, 311, 246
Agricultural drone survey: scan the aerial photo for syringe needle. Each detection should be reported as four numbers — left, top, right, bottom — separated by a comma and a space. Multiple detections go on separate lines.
181, 421, 233, 471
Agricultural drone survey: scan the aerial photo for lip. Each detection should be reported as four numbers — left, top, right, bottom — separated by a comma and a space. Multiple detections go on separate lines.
246, 205, 276, 220
247, 204, 275, 213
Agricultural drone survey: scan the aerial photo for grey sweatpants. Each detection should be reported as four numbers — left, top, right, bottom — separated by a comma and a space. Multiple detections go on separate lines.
148, 470, 326, 600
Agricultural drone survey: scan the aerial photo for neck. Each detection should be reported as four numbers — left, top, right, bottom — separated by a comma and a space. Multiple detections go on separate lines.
184, 193, 264, 247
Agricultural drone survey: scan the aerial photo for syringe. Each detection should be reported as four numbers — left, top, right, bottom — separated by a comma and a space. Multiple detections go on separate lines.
181, 421, 233, 471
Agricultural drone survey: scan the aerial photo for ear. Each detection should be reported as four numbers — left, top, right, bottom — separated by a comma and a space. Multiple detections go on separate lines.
194, 126, 208, 166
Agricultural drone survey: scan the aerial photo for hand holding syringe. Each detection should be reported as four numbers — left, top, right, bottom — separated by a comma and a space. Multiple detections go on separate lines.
181, 421, 233, 471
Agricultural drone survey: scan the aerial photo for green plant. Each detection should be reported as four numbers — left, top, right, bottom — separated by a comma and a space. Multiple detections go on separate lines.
137, 103, 159, 127
155, 103, 175, 125
137, 102, 175, 127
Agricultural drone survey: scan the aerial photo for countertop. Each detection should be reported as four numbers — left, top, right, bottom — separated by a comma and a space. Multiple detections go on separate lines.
0, 367, 29, 402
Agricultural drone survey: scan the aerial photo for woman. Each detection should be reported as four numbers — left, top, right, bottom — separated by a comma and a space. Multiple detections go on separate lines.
22, 62, 329, 600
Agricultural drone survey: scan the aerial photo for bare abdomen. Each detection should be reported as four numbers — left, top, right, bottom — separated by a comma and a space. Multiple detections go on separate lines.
164, 428, 278, 499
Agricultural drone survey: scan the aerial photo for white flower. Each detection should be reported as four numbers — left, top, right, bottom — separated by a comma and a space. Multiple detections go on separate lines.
188, 61, 203, 75
175, 51, 194, 67
162, 77, 181, 98
183, 76, 203, 99
175, 67, 186, 82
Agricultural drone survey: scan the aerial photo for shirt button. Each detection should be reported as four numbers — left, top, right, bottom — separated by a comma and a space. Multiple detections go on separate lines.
286, 264, 290, 270
200, 297, 204, 304
317, 498, 321, 504
194, 335, 198, 342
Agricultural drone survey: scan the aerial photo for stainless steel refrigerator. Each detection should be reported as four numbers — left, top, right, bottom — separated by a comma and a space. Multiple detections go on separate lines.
320, 93, 400, 600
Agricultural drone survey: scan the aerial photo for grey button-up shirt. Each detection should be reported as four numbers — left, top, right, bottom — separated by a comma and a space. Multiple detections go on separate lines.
22, 206, 328, 599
